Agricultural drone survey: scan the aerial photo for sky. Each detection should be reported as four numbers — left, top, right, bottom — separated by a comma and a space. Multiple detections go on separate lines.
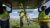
5, 1, 50, 19
9, 8, 39, 19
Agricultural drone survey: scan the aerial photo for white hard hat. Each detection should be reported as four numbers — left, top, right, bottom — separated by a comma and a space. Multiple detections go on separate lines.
2, 4, 6, 6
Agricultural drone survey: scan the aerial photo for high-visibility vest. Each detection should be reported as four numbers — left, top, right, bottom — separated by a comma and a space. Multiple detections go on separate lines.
20, 12, 24, 17
0, 11, 8, 20
38, 12, 49, 22
26, 15, 30, 20
19, 9, 24, 17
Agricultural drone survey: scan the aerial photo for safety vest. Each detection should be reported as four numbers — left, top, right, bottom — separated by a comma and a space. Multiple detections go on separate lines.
20, 12, 24, 17
38, 12, 49, 22
0, 11, 9, 21
20, 9, 24, 17
26, 15, 30, 20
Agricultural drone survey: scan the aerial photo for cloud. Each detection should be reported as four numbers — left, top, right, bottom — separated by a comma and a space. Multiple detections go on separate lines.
10, 8, 39, 19
27, 8, 39, 18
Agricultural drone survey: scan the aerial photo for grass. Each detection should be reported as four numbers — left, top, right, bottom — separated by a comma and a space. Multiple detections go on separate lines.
22, 20, 40, 28
10, 18, 40, 28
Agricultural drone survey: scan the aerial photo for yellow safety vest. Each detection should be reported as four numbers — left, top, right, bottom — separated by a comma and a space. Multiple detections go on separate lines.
0, 11, 8, 20
26, 15, 30, 20
20, 12, 24, 17
38, 12, 49, 22
20, 9, 24, 17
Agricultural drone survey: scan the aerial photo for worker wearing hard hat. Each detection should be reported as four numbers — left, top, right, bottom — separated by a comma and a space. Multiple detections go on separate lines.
19, 9, 25, 28
38, 6, 49, 28
0, 3, 10, 28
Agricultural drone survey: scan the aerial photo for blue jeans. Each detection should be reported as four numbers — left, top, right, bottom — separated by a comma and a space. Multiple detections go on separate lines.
0, 19, 9, 28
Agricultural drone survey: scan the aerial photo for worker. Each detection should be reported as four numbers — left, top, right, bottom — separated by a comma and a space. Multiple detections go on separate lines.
26, 14, 30, 25
38, 6, 49, 28
19, 9, 24, 28
0, 3, 9, 28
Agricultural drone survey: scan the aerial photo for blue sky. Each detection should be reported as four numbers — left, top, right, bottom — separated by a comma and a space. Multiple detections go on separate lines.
6, 1, 50, 19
